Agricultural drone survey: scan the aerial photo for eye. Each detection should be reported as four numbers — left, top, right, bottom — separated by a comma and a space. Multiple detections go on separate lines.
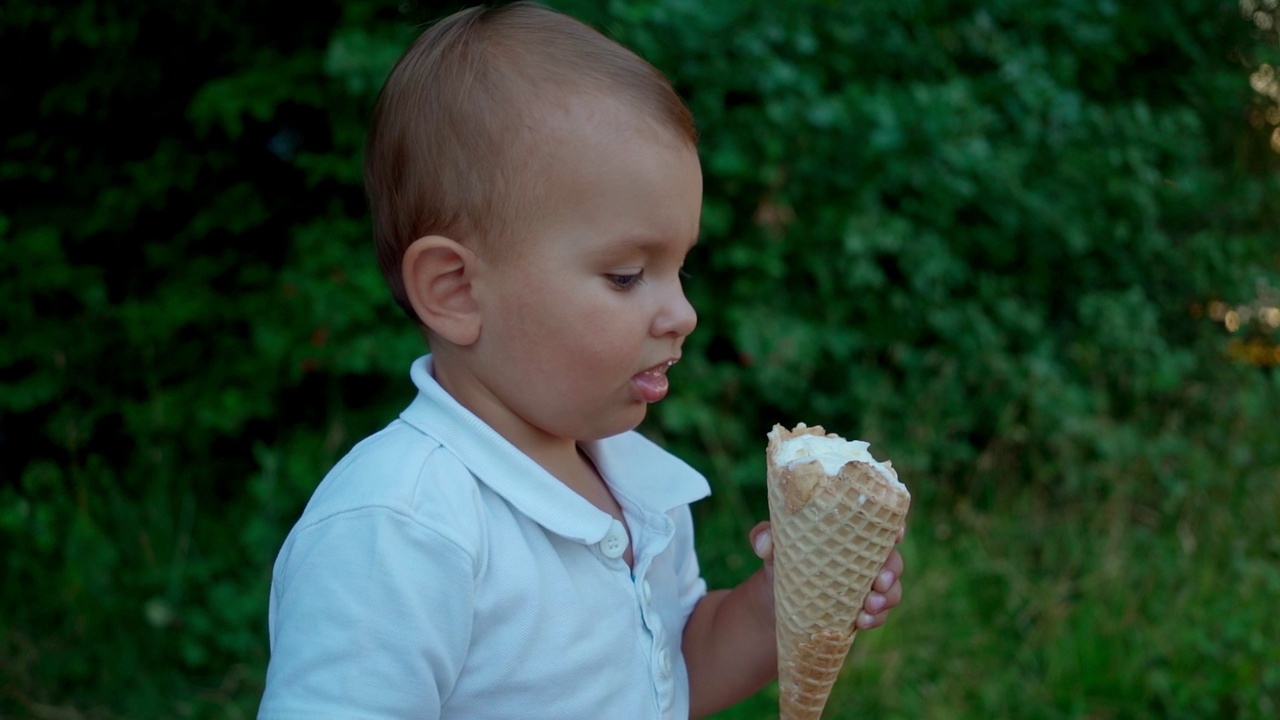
609, 271, 644, 290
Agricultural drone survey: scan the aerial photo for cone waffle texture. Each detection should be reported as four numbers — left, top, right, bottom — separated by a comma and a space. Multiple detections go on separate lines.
766, 423, 911, 720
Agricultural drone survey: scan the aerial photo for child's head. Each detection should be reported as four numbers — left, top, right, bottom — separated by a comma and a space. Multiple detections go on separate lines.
365, 1, 698, 320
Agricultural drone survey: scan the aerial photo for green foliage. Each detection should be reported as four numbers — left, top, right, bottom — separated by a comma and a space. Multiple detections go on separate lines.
2, 0, 1278, 718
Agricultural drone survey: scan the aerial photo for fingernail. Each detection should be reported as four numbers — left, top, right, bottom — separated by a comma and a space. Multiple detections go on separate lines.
753, 529, 771, 557
879, 570, 895, 588
866, 593, 885, 612
858, 611, 875, 628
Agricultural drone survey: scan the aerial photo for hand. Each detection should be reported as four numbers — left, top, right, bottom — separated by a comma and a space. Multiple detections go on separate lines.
749, 521, 906, 631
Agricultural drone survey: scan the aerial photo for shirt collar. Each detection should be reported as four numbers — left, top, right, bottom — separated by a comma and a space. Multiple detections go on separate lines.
399, 355, 710, 545
578, 433, 710, 517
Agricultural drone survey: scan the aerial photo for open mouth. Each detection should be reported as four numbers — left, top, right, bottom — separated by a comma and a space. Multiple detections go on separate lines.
631, 359, 676, 403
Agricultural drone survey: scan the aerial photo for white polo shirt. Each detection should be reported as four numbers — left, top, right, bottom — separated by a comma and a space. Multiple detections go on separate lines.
259, 355, 712, 720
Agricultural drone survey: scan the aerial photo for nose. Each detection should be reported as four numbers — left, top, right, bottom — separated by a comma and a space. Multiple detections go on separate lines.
653, 279, 698, 338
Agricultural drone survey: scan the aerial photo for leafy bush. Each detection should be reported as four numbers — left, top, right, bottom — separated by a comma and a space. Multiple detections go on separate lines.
2, 0, 1277, 718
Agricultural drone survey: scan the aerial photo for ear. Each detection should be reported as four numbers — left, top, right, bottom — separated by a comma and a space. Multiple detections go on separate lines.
402, 235, 481, 346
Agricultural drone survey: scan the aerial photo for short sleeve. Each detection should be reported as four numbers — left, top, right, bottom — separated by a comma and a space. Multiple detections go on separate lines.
669, 504, 708, 625
258, 507, 475, 720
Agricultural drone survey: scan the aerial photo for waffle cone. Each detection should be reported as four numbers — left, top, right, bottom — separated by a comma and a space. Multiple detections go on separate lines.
766, 424, 910, 720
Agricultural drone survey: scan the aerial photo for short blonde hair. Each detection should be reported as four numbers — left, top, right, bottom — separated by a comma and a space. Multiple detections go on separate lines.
364, 2, 697, 319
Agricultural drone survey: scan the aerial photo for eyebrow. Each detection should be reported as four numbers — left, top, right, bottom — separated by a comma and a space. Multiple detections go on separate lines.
607, 233, 700, 257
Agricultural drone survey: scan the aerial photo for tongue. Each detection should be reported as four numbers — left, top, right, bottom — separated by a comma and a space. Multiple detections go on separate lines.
632, 368, 669, 403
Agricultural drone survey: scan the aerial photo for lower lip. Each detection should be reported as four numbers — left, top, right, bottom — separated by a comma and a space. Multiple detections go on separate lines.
631, 368, 670, 403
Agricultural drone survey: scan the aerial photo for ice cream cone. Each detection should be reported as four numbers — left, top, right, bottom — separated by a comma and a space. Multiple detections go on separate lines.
766, 423, 910, 720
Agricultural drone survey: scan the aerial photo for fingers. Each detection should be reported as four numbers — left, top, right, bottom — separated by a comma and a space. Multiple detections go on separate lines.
859, 548, 905, 630
749, 521, 773, 561
857, 609, 888, 629
857, 581, 902, 629
753, 521, 904, 630
873, 549, 904, 593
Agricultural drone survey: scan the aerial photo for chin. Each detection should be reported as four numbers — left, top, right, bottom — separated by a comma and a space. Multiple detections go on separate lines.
589, 406, 648, 440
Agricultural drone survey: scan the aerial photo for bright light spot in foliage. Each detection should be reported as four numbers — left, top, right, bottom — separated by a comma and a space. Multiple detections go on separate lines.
1252, 64, 1278, 98
1245, 0, 1280, 32
1204, 281, 1280, 365
1243, 2, 1280, 151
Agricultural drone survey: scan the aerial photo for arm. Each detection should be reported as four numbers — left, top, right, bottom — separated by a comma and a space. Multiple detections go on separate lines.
682, 524, 906, 718
259, 508, 474, 719
681, 569, 777, 718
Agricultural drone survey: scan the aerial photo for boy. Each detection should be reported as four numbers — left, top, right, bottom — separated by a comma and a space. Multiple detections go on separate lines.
258, 3, 904, 718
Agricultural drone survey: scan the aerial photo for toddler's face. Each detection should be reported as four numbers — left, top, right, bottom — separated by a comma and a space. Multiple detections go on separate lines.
467, 100, 702, 443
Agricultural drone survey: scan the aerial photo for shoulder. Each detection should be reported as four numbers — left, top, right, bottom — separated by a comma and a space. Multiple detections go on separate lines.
289, 418, 490, 557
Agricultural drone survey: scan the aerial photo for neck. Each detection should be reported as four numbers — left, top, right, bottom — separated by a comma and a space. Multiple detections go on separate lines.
431, 352, 591, 484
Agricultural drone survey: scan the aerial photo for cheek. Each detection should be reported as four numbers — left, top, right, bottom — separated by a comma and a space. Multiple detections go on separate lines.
501, 289, 592, 353
493, 280, 640, 371
550, 305, 631, 373
495, 283, 560, 333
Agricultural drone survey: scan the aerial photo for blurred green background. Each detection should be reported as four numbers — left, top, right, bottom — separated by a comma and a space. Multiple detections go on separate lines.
3, 0, 1279, 718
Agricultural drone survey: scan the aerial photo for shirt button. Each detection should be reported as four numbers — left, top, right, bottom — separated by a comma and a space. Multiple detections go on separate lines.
641, 579, 652, 605
657, 649, 672, 679
598, 521, 628, 560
